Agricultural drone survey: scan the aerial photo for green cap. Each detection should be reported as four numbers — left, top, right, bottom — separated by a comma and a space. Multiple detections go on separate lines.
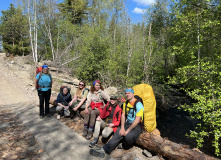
110, 94, 118, 100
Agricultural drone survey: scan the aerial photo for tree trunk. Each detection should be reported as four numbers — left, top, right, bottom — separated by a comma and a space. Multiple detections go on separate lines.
126, 17, 132, 85
136, 131, 219, 160
197, 12, 200, 73
143, 23, 152, 83
34, 0, 38, 63
28, 0, 37, 63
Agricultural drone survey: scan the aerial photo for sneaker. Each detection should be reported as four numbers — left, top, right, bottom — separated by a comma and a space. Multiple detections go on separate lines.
89, 139, 98, 148
82, 128, 88, 138
90, 148, 106, 158
86, 130, 93, 140
46, 114, 51, 117
39, 116, 44, 119
57, 115, 60, 120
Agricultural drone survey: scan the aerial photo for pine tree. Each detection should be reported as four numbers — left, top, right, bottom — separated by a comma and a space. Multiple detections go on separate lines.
0, 4, 30, 56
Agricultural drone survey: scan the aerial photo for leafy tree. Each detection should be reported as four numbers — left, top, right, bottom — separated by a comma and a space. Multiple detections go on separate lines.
0, 4, 30, 56
169, 0, 221, 156
58, 0, 88, 25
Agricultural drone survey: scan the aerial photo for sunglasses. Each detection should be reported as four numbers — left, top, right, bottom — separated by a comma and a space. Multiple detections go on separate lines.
79, 83, 84, 86
110, 98, 117, 100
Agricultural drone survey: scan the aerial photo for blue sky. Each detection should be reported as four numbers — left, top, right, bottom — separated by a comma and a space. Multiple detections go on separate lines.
127, 0, 155, 23
0, 0, 155, 24
0, 0, 12, 17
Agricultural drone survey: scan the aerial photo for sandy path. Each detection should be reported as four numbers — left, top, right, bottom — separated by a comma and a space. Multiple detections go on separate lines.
0, 53, 37, 108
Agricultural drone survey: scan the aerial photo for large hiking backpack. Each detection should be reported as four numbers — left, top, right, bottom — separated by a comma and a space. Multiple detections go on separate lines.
36, 67, 42, 89
36, 67, 42, 75
133, 84, 156, 133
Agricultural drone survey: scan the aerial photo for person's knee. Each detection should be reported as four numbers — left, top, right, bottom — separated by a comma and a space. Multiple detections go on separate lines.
56, 106, 62, 112
102, 132, 109, 138
124, 134, 135, 146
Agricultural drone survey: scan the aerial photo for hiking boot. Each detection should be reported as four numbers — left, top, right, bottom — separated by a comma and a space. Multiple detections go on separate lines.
57, 115, 60, 120
86, 130, 93, 140
82, 128, 88, 138
89, 138, 98, 148
90, 148, 106, 158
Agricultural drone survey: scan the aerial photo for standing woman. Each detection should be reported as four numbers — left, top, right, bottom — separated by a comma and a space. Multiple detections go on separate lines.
68, 81, 89, 120
83, 81, 110, 140
34, 65, 52, 119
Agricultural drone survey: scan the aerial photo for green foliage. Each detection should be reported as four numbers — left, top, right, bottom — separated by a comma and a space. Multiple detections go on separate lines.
170, 59, 221, 155
169, 0, 221, 156
0, 4, 30, 56
58, 0, 88, 24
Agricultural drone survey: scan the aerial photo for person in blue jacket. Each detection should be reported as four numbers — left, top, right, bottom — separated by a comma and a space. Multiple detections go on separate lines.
34, 65, 52, 119
56, 87, 73, 120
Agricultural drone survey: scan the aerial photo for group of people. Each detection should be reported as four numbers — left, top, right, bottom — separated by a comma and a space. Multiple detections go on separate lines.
34, 65, 144, 158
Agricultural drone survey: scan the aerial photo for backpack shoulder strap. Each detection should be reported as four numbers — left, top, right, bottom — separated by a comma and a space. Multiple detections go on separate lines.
82, 88, 89, 95
49, 74, 52, 80
125, 100, 129, 120
37, 72, 43, 84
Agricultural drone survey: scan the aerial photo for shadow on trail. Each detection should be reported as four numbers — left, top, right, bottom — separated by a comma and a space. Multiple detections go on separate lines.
5, 102, 91, 159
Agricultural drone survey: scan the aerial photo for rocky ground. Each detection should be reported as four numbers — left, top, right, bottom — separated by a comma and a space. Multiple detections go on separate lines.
0, 109, 43, 159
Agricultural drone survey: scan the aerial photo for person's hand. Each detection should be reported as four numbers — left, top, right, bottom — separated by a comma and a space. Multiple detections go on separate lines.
107, 123, 114, 128
96, 116, 101, 121
124, 130, 130, 136
73, 107, 78, 112
119, 128, 126, 136
85, 108, 89, 114
68, 102, 73, 106
64, 106, 68, 110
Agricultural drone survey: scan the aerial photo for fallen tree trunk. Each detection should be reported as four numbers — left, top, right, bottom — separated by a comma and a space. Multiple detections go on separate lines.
136, 131, 219, 160
49, 96, 218, 160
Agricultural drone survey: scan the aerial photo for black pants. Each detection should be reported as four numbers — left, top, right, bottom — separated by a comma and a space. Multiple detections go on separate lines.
103, 122, 143, 154
38, 89, 51, 116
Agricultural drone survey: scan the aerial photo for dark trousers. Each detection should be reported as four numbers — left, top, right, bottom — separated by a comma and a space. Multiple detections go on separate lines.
38, 89, 51, 116
103, 122, 143, 154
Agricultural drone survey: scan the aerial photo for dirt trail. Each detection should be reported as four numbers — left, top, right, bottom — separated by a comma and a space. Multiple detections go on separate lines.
0, 53, 46, 159
0, 53, 37, 108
